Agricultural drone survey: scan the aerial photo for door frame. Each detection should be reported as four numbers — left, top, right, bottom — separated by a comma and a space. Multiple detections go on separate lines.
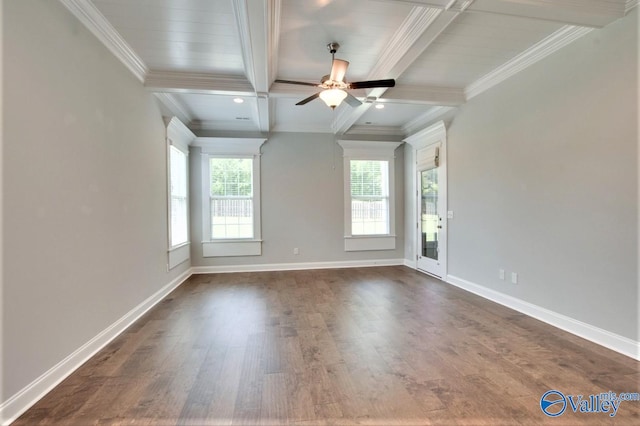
416, 144, 447, 278
404, 121, 448, 279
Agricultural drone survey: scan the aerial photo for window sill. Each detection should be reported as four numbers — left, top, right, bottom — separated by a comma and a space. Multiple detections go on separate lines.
168, 242, 190, 269
344, 235, 396, 252
202, 239, 262, 257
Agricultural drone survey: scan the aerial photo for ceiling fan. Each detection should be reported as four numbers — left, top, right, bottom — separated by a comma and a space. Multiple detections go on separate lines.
275, 43, 395, 109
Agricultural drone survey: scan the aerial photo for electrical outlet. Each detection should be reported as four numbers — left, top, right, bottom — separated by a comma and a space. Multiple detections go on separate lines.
511, 272, 518, 284
499, 269, 505, 280
293, 247, 299, 255
447, 211, 454, 219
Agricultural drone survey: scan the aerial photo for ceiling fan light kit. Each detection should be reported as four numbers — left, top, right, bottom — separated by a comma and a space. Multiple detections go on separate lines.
319, 88, 348, 109
276, 42, 395, 109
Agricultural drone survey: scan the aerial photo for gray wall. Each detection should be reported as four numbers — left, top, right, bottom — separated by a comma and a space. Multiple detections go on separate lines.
191, 132, 405, 266
2, 0, 189, 402
444, 10, 638, 340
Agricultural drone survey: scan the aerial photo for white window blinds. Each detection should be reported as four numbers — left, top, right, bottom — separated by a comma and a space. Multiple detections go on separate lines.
169, 145, 188, 247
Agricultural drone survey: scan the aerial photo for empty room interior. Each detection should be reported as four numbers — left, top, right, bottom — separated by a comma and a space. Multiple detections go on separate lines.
1, 0, 639, 424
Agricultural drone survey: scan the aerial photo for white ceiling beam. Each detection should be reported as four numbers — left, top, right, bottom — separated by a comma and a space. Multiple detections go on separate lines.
58, 0, 147, 82
144, 71, 254, 96
232, 0, 281, 133
466, 0, 626, 28
334, 5, 467, 134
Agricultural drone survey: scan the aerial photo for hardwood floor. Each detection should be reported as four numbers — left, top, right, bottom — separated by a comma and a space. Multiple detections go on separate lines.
15, 266, 640, 425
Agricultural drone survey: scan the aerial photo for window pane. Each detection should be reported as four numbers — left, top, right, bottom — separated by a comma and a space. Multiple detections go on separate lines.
169, 146, 188, 246
350, 160, 388, 197
351, 198, 389, 235
170, 146, 187, 198
210, 158, 253, 197
211, 198, 253, 239
350, 160, 389, 235
171, 196, 188, 245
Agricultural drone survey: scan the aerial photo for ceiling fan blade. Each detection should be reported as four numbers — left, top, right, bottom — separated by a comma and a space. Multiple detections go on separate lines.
296, 92, 321, 105
275, 79, 320, 87
348, 79, 396, 90
344, 92, 362, 107
329, 59, 349, 82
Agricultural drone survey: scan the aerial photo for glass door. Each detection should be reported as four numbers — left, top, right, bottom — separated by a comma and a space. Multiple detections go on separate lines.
421, 168, 439, 261
417, 164, 445, 278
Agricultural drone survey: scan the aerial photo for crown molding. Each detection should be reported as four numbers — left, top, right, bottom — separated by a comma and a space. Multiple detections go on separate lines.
144, 71, 254, 95
466, 0, 625, 27
58, 0, 147, 82
402, 106, 455, 136
404, 120, 447, 148
626, 0, 639, 13
154, 93, 193, 125
384, 85, 466, 105
465, 25, 593, 100
166, 117, 196, 152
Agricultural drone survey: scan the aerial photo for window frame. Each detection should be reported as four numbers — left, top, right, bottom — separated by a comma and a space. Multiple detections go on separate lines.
195, 137, 266, 257
166, 117, 195, 269
349, 159, 391, 236
338, 140, 402, 252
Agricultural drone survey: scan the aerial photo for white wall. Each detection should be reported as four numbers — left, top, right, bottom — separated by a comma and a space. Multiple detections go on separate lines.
441, 10, 638, 340
190, 132, 405, 267
2, 0, 189, 408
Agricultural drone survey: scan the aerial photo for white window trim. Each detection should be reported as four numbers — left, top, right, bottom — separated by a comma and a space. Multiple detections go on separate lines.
338, 140, 403, 252
195, 137, 267, 257
166, 117, 195, 269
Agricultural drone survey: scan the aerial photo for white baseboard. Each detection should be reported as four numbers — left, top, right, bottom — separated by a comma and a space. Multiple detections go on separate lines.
191, 258, 405, 274
403, 258, 417, 269
446, 275, 640, 361
0, 269, 193, 426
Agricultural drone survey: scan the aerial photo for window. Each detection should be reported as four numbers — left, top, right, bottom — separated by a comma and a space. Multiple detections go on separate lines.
210, 158, 254, 239
166, 117, 194, 269
350, 160, 389, 235
169, 146, 188, 246
338, 140, 402, 252
196, 137, 266, 257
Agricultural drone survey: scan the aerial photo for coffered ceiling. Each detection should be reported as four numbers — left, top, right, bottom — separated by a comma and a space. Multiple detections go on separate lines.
60, 0, 635, 137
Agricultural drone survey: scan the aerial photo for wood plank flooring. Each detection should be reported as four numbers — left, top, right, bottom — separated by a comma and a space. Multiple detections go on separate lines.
14, 266, 640, 425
